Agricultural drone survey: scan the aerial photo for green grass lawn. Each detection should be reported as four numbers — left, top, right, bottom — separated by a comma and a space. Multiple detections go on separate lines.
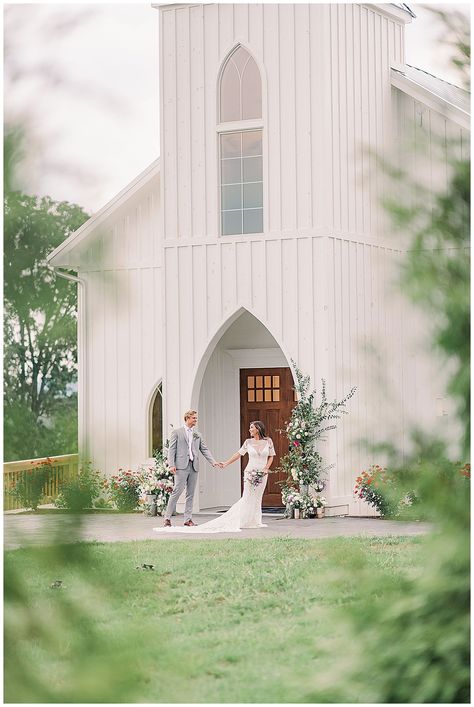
5, 535, 423, 703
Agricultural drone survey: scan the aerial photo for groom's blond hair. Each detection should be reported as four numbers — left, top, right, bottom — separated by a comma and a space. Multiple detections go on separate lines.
184, 409, 198, 421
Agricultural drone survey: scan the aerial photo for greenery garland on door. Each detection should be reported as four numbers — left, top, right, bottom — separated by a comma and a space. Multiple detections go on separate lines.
279, 361, 356, 516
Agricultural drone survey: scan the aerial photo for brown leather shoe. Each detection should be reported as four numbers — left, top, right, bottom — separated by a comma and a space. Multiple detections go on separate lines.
184, 520, 197, 527
164, 519, 171, 527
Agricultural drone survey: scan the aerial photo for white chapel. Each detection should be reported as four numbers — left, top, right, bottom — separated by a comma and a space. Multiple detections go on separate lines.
48, 3, 470, 515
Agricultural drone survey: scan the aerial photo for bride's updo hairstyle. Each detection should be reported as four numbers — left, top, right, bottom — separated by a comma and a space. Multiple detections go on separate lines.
251, 420, 267, 439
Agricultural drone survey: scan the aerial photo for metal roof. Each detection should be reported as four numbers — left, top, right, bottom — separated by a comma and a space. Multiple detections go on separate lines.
403, 64, 470, 114
392, 3, 416, 18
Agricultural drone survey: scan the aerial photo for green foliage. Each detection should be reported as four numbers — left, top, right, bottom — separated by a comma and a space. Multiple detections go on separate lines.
9, 458, 54, 510
105, 469, 141, 511
54, 462, 104, 512
3, 133, 89, 461
384, 151, 470, 459
344, 440, 470, 703
347, 16, 471, 702
5, 396, 79, 462
279, 361, 356, 492
354, 464, 395, 517
92, 496, 113, 509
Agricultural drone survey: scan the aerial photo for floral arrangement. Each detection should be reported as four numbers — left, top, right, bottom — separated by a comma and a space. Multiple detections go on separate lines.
459, 462, 470, 479
282, 487, 302, 510
299, 493, 316, 517
245, 469, 267, 487
104, 469, 142, 511
282, 488, 326, 518
354, 464, 393, 517
137, 445, 175, 515
278, 361, 356, 513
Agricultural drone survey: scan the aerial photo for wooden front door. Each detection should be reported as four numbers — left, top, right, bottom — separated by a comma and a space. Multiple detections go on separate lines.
240, 367, 295, 507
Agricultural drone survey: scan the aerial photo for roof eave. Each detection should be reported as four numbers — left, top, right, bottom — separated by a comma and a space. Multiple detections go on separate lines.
364, 3, 414, 24
47, 158, 160, 266
391, 68, 470, 130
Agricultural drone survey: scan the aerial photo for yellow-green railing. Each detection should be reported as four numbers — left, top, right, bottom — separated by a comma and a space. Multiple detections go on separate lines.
4, 454, 79, 511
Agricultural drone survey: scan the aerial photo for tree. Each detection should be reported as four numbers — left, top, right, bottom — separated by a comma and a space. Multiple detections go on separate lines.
337, 11, 470, 702
4, 186, 89, 460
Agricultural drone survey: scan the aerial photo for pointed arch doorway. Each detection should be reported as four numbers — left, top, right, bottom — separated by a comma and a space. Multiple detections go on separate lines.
195, 309, 296, 510
240, 367, 295, 507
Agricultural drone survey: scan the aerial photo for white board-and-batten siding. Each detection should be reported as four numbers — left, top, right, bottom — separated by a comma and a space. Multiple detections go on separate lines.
76, 174, 163, 476
47, 3, 468, 516
158, 2, 408, 514
159, 3, 406, 242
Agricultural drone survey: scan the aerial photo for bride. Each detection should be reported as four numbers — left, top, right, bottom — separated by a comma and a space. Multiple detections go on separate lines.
153, 421, 275, 534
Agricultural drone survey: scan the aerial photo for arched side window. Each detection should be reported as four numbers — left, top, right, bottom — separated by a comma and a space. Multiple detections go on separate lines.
150, 383, 163, 455
218, 46, 263, 236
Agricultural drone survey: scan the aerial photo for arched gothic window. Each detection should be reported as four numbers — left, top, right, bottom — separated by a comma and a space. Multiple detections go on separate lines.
218, 46, 263, 236
150, 383, 163, 455
219, 45, 262, 122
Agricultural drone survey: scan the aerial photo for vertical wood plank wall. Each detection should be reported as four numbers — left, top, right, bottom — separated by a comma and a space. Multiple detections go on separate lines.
160, 3, 405, 241
81, 178, 163, 476
76, 4, 468, 516
159, 2, 410, 513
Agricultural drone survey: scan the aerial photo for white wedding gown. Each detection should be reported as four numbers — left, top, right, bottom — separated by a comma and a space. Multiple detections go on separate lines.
153, 437, 275, 534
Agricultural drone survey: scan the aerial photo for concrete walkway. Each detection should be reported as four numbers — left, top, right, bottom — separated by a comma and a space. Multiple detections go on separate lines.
4, 509, 431, 550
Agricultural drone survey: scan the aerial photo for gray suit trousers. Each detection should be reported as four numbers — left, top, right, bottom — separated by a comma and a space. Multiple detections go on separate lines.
164, 462, 198, 522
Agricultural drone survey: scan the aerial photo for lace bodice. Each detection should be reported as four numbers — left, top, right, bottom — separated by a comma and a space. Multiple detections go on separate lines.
239, 438, 276, 470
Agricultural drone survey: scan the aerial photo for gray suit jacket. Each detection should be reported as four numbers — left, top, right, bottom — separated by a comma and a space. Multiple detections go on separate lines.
167, 426, 216, 472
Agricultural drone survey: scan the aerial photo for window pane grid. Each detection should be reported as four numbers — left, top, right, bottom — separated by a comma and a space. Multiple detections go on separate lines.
246, 373, 280, 403
220, 130, 263, 236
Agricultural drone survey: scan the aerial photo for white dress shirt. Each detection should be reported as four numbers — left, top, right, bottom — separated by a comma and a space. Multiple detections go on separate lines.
185, 425, 194, 462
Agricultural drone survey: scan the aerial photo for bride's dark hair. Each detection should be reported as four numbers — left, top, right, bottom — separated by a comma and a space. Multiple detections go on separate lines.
251, 420, 267, 439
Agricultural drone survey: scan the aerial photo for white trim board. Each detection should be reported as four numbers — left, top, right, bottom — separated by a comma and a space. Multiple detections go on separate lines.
225, 348, 289, 368
391, 69, 470, 130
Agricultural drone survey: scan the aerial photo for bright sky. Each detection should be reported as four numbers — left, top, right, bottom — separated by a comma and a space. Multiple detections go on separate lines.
4, 2, 470, 215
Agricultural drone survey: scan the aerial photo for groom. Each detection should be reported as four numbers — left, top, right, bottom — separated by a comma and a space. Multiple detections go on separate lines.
164, 410, 222, 527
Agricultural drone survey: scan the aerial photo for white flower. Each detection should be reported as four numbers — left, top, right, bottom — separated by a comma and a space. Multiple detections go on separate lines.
296, 434, 301, 439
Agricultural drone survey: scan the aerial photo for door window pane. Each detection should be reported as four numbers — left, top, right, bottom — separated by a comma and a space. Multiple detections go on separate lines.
243, 208, 263, 234
222, 210, 242, 236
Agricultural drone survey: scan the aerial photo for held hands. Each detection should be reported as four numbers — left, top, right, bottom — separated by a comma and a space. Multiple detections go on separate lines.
170, 466, 177, 474
213, 462, 225, 469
